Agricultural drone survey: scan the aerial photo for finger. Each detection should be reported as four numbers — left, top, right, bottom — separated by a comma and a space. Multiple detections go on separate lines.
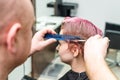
38, 28, 56, 37
47, 29, 56, 34
45, 39, 57, 45
85, 36, 94, 44
103, 37, 110, 42
37, 39, 57, 48
103, 37, 110, 46
41, 28, 55, 34
94, 34, 102, 39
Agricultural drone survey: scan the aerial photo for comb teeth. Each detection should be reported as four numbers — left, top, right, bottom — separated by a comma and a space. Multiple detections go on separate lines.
44, 33, 81, 40
62, 35, 81, 40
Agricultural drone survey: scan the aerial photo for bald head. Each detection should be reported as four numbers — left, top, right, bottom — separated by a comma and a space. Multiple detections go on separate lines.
0, 0, 35, 73
0, 0, 34, 32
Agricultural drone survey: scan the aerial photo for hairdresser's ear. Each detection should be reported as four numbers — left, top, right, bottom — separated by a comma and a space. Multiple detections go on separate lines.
6, 23, 21, 53
71, 44, 79, 57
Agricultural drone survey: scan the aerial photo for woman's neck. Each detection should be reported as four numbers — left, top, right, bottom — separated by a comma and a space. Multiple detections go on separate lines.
71, 57, 86, 73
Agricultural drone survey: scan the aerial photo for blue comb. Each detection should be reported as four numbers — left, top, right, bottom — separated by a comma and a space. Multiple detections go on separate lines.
44, 33, 85, 42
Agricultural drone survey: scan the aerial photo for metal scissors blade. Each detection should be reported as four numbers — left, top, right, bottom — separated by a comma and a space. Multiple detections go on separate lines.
71, 40, 86, 42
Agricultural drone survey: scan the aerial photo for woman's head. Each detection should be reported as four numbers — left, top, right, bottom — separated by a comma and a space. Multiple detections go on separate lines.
56, 17, 103, 64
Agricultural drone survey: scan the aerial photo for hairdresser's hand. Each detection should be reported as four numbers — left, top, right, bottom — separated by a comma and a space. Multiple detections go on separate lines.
84, 35, 109, 62
30, 28, 57, 55
83, 35, 118, 80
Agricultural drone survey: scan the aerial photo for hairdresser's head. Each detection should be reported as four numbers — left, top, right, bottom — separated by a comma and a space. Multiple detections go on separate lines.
0, 0, 35, 73
56, 17, 102, 64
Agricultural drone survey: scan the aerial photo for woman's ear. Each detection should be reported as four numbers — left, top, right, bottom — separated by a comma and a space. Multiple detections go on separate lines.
71, 44, 79, 57
6, 23, 21, 53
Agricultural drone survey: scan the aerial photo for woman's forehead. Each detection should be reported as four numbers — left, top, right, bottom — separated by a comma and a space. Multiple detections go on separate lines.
59, 40, 66, 44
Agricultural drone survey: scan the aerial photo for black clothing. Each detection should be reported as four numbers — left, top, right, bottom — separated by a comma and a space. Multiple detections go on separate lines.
59, 70, 89, 80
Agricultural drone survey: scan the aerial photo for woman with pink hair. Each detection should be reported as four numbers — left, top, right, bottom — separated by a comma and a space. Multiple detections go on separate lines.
56, 17, 102, 80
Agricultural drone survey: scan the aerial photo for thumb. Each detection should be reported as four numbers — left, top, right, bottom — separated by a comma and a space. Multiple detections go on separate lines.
43, 39, 57, 46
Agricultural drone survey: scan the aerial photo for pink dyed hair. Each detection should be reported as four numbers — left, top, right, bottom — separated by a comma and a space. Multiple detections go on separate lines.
61, 17, 103, 39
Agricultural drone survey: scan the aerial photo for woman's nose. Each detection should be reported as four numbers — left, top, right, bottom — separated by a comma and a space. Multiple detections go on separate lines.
56, 45, 59, 50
